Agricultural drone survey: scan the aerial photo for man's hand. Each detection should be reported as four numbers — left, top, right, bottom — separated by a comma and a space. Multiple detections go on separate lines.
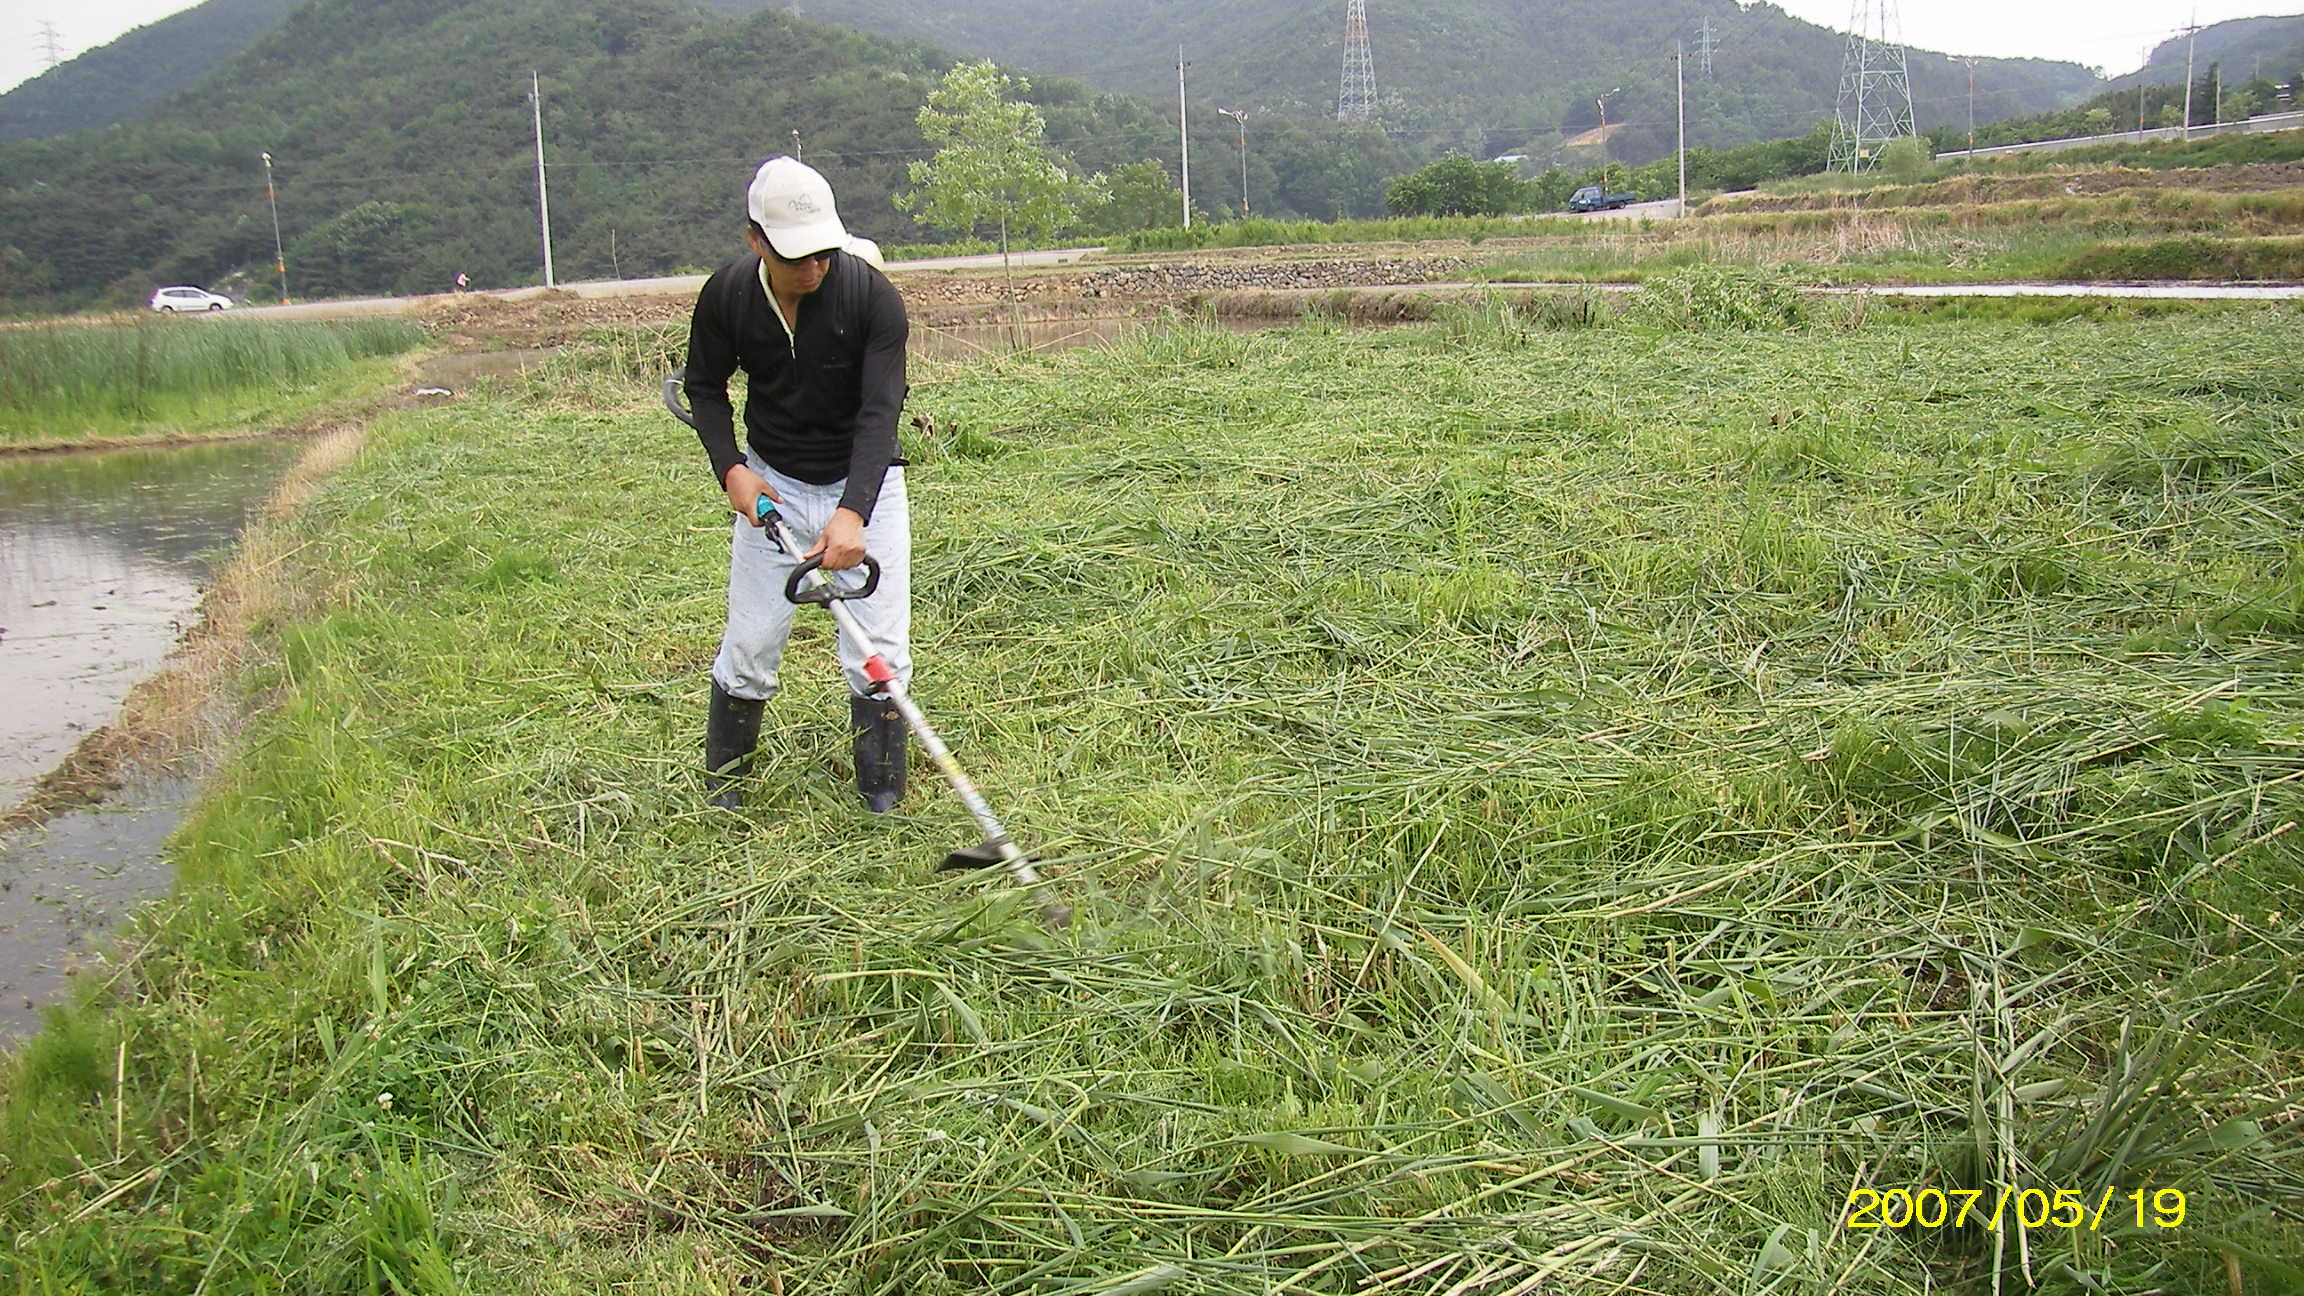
804, 508, 868, 571
724, 464, 780, 526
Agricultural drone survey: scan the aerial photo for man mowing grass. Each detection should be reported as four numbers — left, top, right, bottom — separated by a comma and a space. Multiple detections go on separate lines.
681, 155, 912, 813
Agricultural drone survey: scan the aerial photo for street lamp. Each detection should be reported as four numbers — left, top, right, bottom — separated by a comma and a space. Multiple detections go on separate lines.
260, 151, 288, 305
1961, 57, 1977, 167
1216, 107, 1250, 219
1596, 87, 1622, 188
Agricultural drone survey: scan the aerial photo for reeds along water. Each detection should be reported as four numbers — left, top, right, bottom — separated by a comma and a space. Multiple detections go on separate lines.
0, 317, 423, 431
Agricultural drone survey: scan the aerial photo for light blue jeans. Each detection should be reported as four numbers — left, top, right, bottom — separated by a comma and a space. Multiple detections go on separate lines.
712, 458, 911, 702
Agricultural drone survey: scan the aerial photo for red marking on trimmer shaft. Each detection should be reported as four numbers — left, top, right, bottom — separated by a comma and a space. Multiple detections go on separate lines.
864, 655, 895, 684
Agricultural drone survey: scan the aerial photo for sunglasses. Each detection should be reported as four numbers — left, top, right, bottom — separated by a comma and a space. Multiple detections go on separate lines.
768, 246, 836, 267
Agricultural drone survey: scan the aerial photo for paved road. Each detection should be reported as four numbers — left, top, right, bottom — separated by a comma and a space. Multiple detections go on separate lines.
1855, 282, 2304, 299
1567, 198, 1687, 222
1320, 279, 2304, 301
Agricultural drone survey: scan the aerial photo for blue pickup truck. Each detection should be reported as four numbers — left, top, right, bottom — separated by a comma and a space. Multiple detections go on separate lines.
1567, 184, 1639, 213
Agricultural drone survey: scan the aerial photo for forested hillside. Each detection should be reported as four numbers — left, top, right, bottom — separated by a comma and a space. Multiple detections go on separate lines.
2107, 13, 2304, 93
0, 0, 1408, 310
1920, 13, 2304, 152
0, 0, 302, 142
797, 0, 2100, 162
2, 0, 2105, 160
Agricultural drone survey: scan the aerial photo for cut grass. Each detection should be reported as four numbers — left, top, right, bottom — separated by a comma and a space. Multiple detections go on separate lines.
3, 305, 2300, 1293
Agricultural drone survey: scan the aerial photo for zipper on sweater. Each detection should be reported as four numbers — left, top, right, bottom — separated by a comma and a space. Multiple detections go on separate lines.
757, 260, 799, 355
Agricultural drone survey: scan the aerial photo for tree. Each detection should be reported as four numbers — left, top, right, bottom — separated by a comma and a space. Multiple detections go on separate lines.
1382, 154, 1531, 217
1081, 158, 1182, 235
1877, 136, 1934, 184
897, 60, 1104, 266
285, 200, 439, 298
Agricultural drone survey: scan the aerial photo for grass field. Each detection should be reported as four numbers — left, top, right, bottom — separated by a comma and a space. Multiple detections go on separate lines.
4, 299, 2301, 1293
0, 316, 424, 448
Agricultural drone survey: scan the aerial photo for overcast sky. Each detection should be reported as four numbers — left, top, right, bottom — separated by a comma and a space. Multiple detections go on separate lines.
6, 1, 2302, 98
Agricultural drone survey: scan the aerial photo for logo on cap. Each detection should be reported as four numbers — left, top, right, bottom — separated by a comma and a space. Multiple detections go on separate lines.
787, 194, 821, 216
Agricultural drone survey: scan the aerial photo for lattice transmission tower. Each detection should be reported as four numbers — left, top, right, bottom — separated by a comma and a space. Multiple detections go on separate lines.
1338, 0, 1375, 122
1828, 0, 1916, 172
1695, 16, 1717, 78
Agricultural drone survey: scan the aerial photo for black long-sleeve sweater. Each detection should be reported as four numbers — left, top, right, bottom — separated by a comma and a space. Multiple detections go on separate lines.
682, 250, 909, 522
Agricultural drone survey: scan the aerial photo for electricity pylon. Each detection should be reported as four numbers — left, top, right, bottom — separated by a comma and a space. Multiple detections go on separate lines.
1338, 0, 1375, 122
1828, 0, 1916, 172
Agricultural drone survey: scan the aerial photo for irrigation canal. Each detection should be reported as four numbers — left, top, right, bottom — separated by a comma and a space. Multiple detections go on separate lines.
0, 438, 304, 1041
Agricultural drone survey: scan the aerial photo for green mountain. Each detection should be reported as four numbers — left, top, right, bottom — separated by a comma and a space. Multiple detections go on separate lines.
0, 0, 302, 143
1932, 13, 2304, 151
785, 0, 2101, 161
0, 0, 2154, 310
2107, 13, 2304, 93
5, 0, 2104, 160
0, 0, 1408, 310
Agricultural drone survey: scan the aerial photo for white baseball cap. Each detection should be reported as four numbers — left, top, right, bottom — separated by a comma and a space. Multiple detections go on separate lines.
746, 156, 849, 260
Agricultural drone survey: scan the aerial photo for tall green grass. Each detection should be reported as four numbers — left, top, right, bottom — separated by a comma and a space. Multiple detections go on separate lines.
0, 316, 424, 445
1984, 130, 2304, 173
2049, 234, 2304, 281
4, 306, 2300, 1293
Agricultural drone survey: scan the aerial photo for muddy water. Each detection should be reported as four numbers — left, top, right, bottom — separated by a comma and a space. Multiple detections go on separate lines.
1, 437, 302, 1040
0, 440, 303, 804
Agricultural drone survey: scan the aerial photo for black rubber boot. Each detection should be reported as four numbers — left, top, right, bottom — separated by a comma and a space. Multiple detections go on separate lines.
705, 682, 765, 811
851, 693, 907, 814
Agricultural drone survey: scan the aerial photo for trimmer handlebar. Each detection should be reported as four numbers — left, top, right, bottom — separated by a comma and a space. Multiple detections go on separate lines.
665, 368, 882, 607
662, 371, 694, 428
783, 543, 882, 605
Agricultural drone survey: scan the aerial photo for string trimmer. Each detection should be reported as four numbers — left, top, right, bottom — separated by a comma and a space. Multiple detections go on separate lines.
664, 372, 1068, 928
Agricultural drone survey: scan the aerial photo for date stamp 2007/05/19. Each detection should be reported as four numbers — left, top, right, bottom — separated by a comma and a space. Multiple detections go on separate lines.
1844, 1186, 2187, 1232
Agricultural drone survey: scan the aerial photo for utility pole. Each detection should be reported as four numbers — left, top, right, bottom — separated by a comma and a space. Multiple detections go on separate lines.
790, 128, 802, 161
1177, 48, 1192, 229
1217, 107, 1250, 219
260, 151, 288, 305
1676, 45, 1687, 216
1596, 87, 1621, 189
2139, 48, 2150, 139
531, 70, 556, 288
1961, 57, 1976, 168
2183, 16, 2200, 138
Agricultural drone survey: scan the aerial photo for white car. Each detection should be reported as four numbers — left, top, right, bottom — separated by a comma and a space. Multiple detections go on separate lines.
150, 286, 234, 312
